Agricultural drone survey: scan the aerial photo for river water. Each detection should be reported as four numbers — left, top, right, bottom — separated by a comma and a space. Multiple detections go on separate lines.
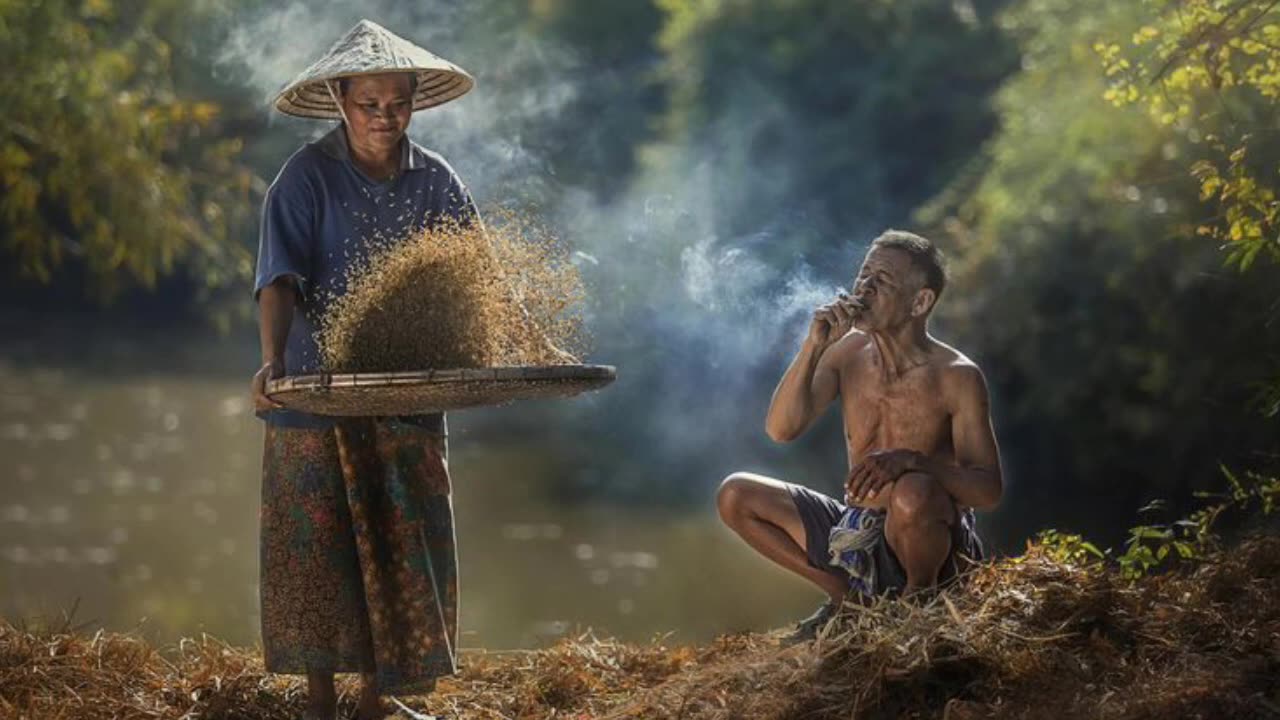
0, 328, 821, 651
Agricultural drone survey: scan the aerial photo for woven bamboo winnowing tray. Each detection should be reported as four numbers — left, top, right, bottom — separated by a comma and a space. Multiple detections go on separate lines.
266, 365, 616, 416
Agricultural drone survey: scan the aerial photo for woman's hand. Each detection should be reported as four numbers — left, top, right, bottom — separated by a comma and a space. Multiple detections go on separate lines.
252, 358, 286, 413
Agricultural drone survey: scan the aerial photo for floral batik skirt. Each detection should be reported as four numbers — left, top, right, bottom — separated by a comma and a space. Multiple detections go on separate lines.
258, 418, 458, 693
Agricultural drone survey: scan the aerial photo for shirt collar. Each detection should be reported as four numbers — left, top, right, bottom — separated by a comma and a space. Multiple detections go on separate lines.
315, 124, 426, 172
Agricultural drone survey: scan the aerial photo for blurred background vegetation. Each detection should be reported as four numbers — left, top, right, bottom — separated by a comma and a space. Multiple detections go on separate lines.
2, 0, 1277, 648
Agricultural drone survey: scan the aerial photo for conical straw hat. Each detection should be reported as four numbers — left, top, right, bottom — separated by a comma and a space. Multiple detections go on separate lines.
273, 19, 474, 119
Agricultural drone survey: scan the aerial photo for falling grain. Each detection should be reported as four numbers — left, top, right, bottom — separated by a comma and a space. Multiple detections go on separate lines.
317, 212, 587, 373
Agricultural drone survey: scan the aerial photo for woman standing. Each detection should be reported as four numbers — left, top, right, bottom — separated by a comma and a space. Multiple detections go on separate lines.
249, 20, 475, 720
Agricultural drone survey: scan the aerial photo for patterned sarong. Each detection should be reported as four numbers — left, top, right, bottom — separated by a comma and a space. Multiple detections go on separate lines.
827, 506, 888, 596
827, 505, 984, 597
258, 418, 458, 693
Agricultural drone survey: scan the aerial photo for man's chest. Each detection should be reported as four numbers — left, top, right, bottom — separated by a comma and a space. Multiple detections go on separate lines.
840, 369, 953, 458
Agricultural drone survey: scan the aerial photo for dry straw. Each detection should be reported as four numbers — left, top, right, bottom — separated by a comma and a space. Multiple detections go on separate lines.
316, 211, 587, 374
3, 536, 1277, 719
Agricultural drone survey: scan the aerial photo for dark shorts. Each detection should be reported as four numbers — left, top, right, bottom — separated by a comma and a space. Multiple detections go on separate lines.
787, 483, 985, 595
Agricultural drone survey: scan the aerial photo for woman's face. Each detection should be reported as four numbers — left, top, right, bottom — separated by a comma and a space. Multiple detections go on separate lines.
340, 73, 414, 154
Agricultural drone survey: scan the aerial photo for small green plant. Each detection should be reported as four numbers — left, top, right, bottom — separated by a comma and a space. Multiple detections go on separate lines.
1033, 529, 1106, 566
1040, 465, 1278, 580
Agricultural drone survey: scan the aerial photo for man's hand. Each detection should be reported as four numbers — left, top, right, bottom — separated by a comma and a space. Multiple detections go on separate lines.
807, 293, 859, 349
252, 358, 286, 413
845, 449, 924, 505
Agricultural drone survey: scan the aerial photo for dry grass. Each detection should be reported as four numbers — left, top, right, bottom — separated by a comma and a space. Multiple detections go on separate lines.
603, 535, 1280, 720
3, 537, 1278, 719
317, 213, 586, 373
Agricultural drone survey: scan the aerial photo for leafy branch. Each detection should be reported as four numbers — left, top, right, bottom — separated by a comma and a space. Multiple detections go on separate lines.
1037, 464, 1279, 579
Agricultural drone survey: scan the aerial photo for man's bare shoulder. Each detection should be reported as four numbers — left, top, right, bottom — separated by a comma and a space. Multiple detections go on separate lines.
931, 340, 990, 402
823, 329, 873, 366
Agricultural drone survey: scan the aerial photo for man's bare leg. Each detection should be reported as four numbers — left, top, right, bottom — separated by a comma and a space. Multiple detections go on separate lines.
717, 472, 848, 602
883, 472, 956, 592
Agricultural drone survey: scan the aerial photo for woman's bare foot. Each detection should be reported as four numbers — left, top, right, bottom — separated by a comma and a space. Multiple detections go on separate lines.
356, 673, 392, 720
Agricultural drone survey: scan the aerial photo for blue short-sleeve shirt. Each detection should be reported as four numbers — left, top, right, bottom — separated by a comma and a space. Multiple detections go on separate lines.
254, 125, 478, 430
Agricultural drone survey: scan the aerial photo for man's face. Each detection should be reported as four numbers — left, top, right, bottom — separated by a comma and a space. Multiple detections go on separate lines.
849, 246, 925, 331
341, 73, 414, 153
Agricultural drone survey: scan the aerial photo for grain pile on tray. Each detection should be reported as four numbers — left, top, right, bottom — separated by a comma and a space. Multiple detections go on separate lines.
317, 213, 586, 373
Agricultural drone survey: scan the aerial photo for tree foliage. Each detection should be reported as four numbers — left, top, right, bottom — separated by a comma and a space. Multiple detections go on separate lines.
1102, 0, 1280, 417
1100, 0, 1280, 272
923, 0, 1280, 543
0, 0, 256, 300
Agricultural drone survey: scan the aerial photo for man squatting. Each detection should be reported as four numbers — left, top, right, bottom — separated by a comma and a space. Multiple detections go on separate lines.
717, 230, 1003, 641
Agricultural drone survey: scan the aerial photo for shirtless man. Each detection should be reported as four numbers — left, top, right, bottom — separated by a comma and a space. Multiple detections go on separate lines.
717, 230, 1002, 640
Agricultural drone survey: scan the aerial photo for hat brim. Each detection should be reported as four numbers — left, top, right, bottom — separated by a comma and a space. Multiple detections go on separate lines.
274, 67, 474, 120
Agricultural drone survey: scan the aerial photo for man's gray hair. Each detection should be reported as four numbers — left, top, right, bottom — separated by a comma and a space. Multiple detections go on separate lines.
871, 229, 947, 299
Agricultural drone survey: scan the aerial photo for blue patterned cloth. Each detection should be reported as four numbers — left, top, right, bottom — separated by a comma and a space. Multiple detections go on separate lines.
827, 506, 889, 596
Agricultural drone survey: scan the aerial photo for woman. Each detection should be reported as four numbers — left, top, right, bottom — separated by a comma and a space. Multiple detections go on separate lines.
249, 19, 475, 720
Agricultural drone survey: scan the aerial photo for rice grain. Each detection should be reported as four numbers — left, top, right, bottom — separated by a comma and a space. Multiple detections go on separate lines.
316, 212, 586, 373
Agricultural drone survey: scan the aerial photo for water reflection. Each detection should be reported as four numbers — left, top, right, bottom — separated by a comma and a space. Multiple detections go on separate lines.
0, 356, 817, 649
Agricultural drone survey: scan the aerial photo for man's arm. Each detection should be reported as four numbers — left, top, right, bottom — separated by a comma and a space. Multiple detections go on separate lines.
921, 364, 1003, 510
764, 300, 861, 442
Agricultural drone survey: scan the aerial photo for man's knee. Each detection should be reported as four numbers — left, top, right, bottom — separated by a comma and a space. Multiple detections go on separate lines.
889, 472, 953, 525
716, 473, 754, 523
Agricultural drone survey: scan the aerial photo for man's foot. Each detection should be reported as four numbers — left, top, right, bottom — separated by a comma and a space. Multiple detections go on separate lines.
782, 600, 839, 645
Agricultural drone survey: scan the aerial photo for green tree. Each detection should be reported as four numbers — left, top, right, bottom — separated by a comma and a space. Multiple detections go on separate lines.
0, 0, 256, 301
921, 0, 1280, 544
1101, 0, 1280, 272
1103, 0, 1280, 417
